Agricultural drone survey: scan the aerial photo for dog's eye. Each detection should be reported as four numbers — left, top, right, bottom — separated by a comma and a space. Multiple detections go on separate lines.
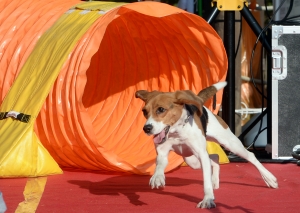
156, 107, 166, 114
142, 109, 148, 117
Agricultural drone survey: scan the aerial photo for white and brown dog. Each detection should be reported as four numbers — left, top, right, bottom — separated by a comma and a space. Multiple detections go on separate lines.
135, 82, 278, 209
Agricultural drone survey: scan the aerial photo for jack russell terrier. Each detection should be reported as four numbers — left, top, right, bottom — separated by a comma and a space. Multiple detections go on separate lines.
135, 81, 278, 209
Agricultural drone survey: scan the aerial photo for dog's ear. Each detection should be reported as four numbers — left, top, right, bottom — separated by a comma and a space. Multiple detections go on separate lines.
135, 90, 148, 102
174, 90, 204, 114
135, 90, 160, 102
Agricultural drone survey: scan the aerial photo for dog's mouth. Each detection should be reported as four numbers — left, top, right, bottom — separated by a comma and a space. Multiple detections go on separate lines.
153, 126, 170, 144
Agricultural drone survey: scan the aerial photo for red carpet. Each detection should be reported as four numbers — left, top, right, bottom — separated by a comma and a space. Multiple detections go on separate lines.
1, 163, 299, 213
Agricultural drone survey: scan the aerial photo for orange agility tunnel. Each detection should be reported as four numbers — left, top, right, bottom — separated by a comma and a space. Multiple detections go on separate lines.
0, 0, 227, 177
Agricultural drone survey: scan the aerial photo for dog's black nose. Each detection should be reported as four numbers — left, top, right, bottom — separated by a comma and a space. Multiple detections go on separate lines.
143, 124, 153, 134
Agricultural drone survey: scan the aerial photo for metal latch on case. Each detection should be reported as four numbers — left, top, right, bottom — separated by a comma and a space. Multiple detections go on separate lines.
272, 45, 287, 80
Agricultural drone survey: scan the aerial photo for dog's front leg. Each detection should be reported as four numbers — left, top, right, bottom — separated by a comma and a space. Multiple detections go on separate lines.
149, 144, 170, 189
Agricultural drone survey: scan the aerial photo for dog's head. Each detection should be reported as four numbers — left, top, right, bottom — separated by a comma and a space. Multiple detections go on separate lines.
135, 90, 204, 144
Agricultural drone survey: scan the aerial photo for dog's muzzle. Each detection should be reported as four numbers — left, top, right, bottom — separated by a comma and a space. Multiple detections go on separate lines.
143, 124, 170, 144
143, 124, 153, 134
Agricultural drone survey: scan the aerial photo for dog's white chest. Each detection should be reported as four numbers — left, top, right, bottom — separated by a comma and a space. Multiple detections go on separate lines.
167, 125, 200, 157
172, 144, 194, 157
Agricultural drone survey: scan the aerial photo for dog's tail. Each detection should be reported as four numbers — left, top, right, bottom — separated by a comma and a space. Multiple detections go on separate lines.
197, 81, 227, 103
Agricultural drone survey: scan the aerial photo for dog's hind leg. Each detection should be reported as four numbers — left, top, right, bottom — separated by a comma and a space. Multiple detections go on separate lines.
184, 154, 220, 189
206, 113, 278, 189
210, 154, 220, 190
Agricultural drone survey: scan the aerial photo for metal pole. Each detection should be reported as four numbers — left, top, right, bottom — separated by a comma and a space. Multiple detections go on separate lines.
205, 5, 220, 24
240, 5, 271, 53
223, 11, 236, 133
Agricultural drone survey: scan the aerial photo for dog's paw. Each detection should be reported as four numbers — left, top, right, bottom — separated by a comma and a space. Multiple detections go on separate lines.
196, 196, 216, 209
149, 174, 165, 189
261, 171, 278, 189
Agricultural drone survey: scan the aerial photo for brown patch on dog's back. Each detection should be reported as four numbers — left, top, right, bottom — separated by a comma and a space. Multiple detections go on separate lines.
214, 114, 228, 129
193, 111, 206, 136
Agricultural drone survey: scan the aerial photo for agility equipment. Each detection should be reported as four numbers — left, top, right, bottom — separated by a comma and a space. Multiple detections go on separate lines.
0, 0, 228, 177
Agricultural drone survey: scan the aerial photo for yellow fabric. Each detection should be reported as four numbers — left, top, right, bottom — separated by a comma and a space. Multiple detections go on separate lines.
73, 1, 126, 10
206, 141, 229, 164
182, 141, 229, 166
0, 2, 124, 177
15, 177, 47, 213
